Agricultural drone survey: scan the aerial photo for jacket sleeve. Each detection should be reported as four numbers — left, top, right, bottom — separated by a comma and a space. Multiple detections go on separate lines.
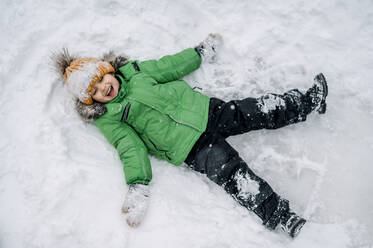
95, 117, 152, 185
137, 48, 202, 83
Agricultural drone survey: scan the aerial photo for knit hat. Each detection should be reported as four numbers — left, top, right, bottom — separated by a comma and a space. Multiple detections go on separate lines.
63, 58, 115, 105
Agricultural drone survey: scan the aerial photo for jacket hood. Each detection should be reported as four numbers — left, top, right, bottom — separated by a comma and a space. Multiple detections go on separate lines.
74, 53, 129, 122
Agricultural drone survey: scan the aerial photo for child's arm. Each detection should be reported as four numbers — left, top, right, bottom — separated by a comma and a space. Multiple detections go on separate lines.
127, 48, 201, 83
95, 117, 152, 185
118, 34, 223, 83
95, 117, 151, 227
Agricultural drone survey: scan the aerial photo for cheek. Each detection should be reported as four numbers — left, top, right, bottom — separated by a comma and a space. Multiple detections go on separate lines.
93, 92, 104, 101
111, 77, 119, 87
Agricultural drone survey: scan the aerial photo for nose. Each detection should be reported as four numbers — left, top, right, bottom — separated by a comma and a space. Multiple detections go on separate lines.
97, 80, 106, 92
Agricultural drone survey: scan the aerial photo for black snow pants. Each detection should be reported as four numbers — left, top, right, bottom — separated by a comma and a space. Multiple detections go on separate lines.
185, 89, 313, 229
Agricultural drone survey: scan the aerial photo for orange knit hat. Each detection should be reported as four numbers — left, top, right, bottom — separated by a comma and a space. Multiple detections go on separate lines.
63, 58, 115, 104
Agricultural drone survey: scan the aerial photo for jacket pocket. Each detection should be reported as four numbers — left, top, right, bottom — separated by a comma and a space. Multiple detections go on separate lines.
148, 137, 172, 161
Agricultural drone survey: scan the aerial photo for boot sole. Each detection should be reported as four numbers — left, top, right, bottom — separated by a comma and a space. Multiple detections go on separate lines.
315, 73, 328, 114
315, 73, 328, 98
290, 218, 307, 238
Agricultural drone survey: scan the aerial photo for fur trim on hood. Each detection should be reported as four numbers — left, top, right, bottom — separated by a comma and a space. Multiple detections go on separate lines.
75, 99, 108, 122
102, 50, 129, 71
51, 49, 129, 122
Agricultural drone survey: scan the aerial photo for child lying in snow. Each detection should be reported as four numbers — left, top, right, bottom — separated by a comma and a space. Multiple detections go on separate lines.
53, 34, 328, 238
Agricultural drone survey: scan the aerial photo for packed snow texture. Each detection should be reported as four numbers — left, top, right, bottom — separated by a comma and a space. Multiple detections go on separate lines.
1, 0, 373, 247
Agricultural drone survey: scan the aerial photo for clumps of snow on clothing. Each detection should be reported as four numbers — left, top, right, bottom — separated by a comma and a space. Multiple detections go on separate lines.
257, 94, 286, 113
234, 168, 259, 201
199, 33, 223, 63
122, 184, 150, 227
2, 0, 373, 246
65, 61, 106, 102
308, 76, 327, 110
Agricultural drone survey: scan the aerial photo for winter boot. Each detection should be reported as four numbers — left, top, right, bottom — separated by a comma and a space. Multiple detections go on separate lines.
280, 212, 307, 238
306, 73, 328, 114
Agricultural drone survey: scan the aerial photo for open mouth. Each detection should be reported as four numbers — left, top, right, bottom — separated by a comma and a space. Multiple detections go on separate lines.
106, 86, 113, 97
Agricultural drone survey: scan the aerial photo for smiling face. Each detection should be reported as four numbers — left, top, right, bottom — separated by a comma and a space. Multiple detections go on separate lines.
91, 73, 120, 103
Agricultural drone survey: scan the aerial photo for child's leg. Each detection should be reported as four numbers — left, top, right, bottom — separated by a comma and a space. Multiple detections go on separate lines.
185, 137, 289, 229
184, 77, 327, 234
209, 88, 312, 138
209, 74, 328, 138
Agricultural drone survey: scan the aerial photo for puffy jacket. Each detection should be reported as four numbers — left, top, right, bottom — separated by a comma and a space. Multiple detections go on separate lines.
94, 48, 210, 185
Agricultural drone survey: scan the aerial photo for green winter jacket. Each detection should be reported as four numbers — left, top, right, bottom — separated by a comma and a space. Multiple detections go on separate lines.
94, 48, 210, 185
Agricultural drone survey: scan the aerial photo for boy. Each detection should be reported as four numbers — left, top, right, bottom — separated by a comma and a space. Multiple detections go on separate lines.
53, 34, 328, 238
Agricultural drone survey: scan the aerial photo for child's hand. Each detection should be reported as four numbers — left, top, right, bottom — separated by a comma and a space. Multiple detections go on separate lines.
201, 33, 223, 47
195, 33, 223, 63
121, 184, 150, 227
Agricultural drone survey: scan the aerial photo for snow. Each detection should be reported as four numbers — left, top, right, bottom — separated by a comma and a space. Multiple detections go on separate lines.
257, 93, 286, 113
122, 184, 150, 228
1, 0, 373, 247
199, 33, 223, 63
234, 169, 260, 202
66, 60, 108, 102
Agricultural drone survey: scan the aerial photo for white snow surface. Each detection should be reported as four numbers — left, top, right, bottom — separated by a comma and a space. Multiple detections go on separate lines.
1, 0, 373, 247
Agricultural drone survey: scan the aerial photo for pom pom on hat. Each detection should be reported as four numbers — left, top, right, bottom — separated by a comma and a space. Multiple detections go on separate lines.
64, 58, 114, 105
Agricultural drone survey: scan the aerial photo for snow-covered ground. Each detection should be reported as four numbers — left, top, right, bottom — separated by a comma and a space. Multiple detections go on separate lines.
1, 0, 373, 247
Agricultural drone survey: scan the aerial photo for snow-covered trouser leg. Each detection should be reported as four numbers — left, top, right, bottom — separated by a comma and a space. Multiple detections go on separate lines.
184, 90, 311, 229
185, 138, 289, 229
207, 89, 312, 138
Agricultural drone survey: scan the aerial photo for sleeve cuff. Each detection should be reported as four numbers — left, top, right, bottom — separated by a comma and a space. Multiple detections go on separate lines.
194, 45, 204, 58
